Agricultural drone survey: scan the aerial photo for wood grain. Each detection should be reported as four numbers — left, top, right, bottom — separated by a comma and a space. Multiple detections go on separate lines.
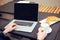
39, 5, 60, 14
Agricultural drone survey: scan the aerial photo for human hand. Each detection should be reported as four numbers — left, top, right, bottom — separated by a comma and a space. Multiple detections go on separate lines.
3, 23, 16, 34
37, 28, 47, 40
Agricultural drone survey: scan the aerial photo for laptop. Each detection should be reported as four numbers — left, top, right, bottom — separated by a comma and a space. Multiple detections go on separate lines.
6, 2, 38, 32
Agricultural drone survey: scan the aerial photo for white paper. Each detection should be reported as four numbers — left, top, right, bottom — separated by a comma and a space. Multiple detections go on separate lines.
17, 1, 30, 3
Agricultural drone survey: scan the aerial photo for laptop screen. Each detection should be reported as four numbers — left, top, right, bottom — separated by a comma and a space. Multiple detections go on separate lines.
14, 3, 38, 21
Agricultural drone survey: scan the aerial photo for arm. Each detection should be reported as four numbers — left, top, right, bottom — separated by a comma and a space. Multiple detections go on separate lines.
0, 32, 7, 39
0, 23, 16, 40
0, 31, 10, 40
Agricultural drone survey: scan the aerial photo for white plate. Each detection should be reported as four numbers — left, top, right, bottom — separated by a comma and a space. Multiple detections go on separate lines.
39, 18, 60, 33
40, 23, 52, 33
38, 27, 52, 33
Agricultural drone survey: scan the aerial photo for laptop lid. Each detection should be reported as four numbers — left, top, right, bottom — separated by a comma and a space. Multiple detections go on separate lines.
14, 3, 38, 21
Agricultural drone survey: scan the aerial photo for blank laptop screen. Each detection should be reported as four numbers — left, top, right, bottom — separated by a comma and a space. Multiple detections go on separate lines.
14, 3, 38, 21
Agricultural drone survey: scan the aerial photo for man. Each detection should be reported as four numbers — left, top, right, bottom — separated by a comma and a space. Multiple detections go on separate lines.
0, 23, 47, 40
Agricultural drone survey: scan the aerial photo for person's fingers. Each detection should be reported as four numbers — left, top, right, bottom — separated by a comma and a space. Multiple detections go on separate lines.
5, 23, 16, 29
12, 25, 16, 27
11, 23, 16, 27
38, 27, 44, 31
39, 27, 47, 33
12, 25, 16, 29
38, 28, 45, 32
41, 30, 45, 33
10, 23, 16, 26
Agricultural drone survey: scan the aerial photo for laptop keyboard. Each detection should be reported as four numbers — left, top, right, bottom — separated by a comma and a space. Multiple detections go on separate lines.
14, 21, 33, 26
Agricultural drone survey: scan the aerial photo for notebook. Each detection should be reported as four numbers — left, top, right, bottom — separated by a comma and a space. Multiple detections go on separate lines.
5, 2, 38, 32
